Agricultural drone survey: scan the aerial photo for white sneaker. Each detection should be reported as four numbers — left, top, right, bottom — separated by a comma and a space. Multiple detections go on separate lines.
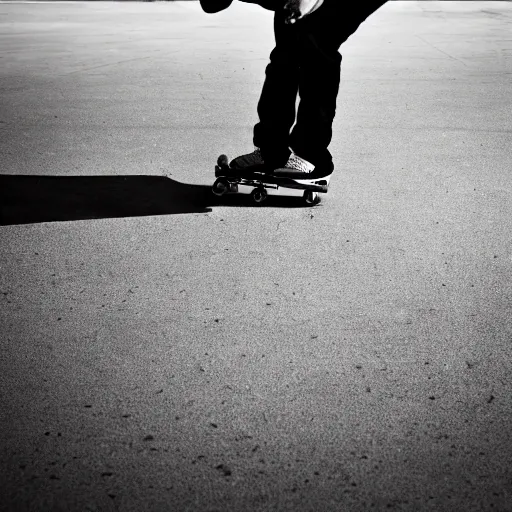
283, 151, 315, 174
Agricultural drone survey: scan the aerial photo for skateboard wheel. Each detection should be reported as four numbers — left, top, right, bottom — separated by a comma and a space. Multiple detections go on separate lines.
304, 190, 321, 205
212, 178, 229, 196
251, 187, 267, 204
217, 154, 229, 168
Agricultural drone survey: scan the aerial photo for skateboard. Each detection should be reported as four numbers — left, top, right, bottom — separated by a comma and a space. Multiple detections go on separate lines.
212, 154, 331, 206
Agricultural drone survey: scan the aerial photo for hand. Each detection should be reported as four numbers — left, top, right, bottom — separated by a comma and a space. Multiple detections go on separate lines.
283, 0, 325, 24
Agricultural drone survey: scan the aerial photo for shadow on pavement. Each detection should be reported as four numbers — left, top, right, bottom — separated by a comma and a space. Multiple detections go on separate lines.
0, 175, 311, 226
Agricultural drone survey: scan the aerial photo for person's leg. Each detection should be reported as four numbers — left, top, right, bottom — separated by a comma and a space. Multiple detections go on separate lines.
252, 14, 300, 168
286, 2, 361, 175
230, 14, 298, 170
234, 1, 385, 173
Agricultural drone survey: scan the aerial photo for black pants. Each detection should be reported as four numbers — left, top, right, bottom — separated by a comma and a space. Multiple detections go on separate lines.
253, 2, 367, 173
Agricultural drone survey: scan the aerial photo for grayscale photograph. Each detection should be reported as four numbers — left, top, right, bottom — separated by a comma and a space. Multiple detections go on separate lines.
1, 0, 511, 510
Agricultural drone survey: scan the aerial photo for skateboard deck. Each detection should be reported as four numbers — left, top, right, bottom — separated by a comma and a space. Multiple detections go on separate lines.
212, 154, 331, 205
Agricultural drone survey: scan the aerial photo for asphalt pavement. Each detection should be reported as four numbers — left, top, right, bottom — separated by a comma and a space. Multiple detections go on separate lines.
1, 2, 511, 511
